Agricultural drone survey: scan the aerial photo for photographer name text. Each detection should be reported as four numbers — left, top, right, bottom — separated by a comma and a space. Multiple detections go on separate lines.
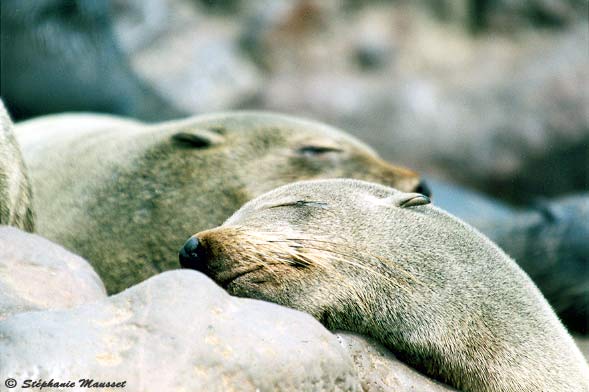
6, 378, 127, 389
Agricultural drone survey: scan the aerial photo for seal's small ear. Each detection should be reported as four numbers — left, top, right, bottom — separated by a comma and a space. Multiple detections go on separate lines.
171, 128, 225, 148
389, 192, 431, 208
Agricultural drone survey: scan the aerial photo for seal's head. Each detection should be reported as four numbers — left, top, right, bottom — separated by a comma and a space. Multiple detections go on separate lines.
165, 112, 429, 198
178, 178, 440, 329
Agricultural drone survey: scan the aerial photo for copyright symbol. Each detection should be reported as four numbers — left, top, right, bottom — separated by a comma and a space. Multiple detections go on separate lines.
5, 378, 17, 388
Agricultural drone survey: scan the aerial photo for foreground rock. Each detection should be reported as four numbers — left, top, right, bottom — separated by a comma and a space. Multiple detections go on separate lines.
0, 270, 457, 391
335, 333, 455, 392
0, 271, 361, 392
0, 226, 106, 320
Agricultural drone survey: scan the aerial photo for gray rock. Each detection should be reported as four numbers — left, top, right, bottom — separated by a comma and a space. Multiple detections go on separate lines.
335, 332, 456, 392
0, 226, 106, 320
113, 0, 262, 114
0, 270, 362, 392
255, 2, 588, 202
338, 25, 588, 203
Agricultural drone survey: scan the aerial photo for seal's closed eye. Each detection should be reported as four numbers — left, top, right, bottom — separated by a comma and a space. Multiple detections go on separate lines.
171, 128, 225, 148
393, 193, 431, 208
297, 146, 343, 156
269, 200, 329, 209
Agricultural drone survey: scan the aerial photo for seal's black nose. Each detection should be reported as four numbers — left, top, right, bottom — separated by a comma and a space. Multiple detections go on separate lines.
415, 180, 432, 198
179, 236, 204, 270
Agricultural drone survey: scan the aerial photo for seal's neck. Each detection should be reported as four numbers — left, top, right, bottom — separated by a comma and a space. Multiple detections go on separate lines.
340, 279, 461, 389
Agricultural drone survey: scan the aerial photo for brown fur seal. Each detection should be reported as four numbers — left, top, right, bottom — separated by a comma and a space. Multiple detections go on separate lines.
179, 179, 589, 392
0, 100, 34, 231
16, 112, 426, 293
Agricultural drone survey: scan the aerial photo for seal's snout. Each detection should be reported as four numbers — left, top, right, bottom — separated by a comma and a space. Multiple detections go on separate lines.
415, 180, 432, 198
179, 236, 205, 271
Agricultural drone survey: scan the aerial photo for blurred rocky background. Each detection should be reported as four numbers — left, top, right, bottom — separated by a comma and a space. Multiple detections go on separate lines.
1, 2, 588, 389
1, 0, 587, 201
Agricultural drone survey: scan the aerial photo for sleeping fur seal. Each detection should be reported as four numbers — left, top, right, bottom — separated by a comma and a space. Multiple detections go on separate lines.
180, 179, 589, 392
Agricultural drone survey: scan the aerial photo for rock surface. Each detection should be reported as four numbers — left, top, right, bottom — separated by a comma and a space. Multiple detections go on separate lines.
0, 271, 362, 392
255, 4, 588, 203
335, 332, 456, 392
0, 226, 106, 320
0, 269, 461, 391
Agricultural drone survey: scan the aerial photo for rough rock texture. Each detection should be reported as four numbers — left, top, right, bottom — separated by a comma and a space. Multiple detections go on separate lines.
0, 271, 362, 392
335, 332, 456, 392
0, 226, 106, 320
0, 269, 459, 391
